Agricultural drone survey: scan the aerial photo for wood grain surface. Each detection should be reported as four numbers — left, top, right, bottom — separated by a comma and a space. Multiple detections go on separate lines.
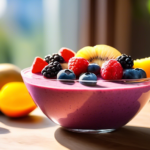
1, 102, 150, 150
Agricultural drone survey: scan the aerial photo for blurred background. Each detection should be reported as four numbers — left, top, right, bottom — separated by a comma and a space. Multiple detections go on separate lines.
0, 0, 150, 69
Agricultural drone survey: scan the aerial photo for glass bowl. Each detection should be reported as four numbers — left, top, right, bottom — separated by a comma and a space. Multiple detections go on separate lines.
21, 68, 150, 133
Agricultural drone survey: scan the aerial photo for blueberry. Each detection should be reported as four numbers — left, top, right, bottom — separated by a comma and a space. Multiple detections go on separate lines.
122, 68, 147, 79
57, 69, 76, 80
135, 68, 147, 78
79, 72, 97, 86
87, 63, 100, 75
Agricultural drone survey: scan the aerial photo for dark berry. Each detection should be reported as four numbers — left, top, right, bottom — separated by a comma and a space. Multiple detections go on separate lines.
122, 68, 147, 79
44, 53, 64, 64
57, 69, 76, 80
134, 68, 147, 78
41, 61, 62, 78
79, 72, 97, 86
116, 54, 133, 69
87, 63, 100, 75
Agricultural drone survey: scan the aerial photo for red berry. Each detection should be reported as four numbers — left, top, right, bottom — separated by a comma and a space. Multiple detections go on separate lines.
59, 47, 76, 62
31, 57, 48, 73
101, 59, 123, 80
68, 57, 89, 77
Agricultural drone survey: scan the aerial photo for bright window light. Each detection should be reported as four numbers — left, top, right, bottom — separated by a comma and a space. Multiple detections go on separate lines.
0, 0, 7, 18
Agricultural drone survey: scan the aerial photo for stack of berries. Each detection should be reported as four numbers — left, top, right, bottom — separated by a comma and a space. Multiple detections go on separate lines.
31, 45, 147, 86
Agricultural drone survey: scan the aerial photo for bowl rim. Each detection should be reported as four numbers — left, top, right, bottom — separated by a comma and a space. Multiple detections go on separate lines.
21, 67, 150, 91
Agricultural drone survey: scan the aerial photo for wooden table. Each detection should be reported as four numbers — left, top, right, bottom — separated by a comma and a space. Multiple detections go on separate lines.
1, 102, 150, 150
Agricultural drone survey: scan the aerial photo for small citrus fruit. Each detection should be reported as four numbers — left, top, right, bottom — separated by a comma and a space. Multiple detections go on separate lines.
0, 82, 36, 117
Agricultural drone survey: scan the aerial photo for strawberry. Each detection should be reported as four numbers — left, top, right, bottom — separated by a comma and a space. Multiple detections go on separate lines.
59, 47, 76, 63
31, 57, 48, 73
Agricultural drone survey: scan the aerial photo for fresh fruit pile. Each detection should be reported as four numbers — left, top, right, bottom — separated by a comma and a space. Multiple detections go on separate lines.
31, 45, 148, 86
0, 64, 36, 118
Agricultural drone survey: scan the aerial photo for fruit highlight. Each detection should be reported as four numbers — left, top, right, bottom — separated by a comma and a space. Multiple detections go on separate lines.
0, 82, 36, 117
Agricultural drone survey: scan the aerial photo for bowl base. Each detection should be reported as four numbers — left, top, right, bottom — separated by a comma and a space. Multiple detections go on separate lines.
63, 128, 116, 134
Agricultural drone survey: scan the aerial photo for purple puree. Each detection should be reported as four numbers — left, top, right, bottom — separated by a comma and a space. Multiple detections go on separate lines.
22, 68, 150, 129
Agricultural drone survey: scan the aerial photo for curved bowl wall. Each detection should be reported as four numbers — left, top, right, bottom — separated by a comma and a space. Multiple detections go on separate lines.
21, 68, 150, 130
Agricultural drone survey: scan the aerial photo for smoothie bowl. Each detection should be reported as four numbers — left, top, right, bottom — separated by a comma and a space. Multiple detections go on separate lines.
21, 45, 150, 133
21, 67, 150, 133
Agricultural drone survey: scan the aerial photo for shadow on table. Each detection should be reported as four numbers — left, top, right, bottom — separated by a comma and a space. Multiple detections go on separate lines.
0, 127, 10, 134
55, 126, 150, 150
0, 113, 56, 129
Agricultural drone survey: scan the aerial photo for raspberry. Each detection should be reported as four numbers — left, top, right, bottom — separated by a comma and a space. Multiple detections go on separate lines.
59, 47, 75, 62
68, 57, 89, 77
101, 59, 123, 80
31, 57, 48, 73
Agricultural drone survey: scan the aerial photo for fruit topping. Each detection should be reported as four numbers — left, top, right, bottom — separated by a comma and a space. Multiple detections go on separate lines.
59, 47, 76, 62
68, 57, 89, 77
122, 68, 147, 79
116, 54, 133, 69
87, 63, 100, 75
31, 57, 48, 73
79, 72, 97, 86
101, 59, 123, 80
57, 69, 76, 80
60, 63, 68, 70
44, 53, 64, 64
134, 57, 150, 77
41, 61, 62, 78
75, 45, 121, 67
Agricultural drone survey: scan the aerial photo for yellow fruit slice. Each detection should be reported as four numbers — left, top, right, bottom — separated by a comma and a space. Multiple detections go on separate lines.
75, 45, 121, 67
134, 57, 150, 78
0, 82, 36, 117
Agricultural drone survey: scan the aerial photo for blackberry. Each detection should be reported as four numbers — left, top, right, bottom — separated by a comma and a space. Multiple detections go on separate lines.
116, 54, 133, 69
44, 53, 64, 64
41, 61, 62, 78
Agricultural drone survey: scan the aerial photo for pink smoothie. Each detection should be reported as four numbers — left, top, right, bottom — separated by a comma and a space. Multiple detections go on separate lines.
21, 68, 150, 130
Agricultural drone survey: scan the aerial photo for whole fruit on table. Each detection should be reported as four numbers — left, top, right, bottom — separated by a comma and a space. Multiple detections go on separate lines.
0, 63, 23, 90
0, 82, 37, 117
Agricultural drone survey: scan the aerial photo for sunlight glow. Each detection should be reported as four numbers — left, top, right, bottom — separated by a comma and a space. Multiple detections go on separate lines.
0, 0, 7, 18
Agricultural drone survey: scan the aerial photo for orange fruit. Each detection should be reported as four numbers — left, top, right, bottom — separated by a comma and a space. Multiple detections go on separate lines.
0, 82, 36, 117
134, 58, 150, 78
